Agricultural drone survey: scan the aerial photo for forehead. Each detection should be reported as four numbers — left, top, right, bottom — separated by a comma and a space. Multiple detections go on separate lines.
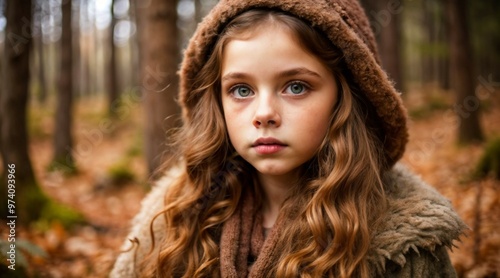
220, 24, 333, 83
222, 24, 303, 61
227, 18, 294, 38
222, 20, 308, 57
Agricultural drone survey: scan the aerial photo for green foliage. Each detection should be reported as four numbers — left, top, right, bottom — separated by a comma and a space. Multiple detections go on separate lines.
107, 161, 136, 186
408, 94, 449, 119
469, 1, 500, 74
27, 118, 48, 140
2, 174, 42, 224
38, 201, 86, 230
1, 177, 83, 227
0, 179, 51, 224
473, 137, 500, 180
109, 131, 142, 186
418, 41, 449, 58
126, 131, 143, 158
0, 238, 47, 277
479, 99, 493, 113
47, 159, 78, 176
27, 104, 53, 139
22, 185, 51, 223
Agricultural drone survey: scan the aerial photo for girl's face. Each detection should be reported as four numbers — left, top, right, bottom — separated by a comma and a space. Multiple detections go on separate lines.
221, 24, 338, 179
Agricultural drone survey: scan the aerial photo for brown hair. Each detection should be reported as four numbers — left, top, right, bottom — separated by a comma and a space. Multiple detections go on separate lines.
141, 9, 387, 277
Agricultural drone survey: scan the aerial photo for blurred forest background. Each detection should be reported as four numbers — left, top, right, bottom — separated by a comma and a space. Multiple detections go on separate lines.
0, 0, 499, 277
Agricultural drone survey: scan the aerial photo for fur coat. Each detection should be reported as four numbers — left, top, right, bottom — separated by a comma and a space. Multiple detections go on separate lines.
110, 164, 466, 277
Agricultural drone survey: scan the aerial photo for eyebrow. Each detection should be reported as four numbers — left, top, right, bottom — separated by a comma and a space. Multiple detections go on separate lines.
277, 67, 322, 79
221, 72, 249, 83
221, 67, 322, 83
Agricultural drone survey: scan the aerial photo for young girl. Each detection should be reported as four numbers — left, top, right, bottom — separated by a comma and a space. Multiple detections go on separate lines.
112, 0, 466, 277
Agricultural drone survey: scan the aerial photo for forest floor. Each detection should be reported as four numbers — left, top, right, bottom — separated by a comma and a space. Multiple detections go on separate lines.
2, 87, 500, 277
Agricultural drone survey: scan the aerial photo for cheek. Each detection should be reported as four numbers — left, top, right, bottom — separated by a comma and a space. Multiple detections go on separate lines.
306, 119, 330, 146
222, 104, 245, 146
291, 106, 332, 147
225, 119, 239, 142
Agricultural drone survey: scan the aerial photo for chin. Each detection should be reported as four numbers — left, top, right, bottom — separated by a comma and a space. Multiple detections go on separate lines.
253, 164, 294, 176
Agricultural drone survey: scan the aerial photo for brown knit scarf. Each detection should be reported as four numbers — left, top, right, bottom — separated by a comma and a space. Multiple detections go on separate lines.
220, 192, 289, 277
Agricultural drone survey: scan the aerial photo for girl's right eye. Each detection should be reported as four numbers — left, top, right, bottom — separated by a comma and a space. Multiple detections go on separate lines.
230, 85, 254, 98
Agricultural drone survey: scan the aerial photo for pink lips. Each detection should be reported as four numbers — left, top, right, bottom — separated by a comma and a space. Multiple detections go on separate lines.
252, 137, 286, 154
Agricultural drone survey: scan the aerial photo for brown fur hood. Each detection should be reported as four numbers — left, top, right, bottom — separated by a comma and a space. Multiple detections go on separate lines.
110, 164, 466, 277
178, 0, 409, 166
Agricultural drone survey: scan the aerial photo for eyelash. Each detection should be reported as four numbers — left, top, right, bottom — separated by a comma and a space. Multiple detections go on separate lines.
227, 80, 312, 99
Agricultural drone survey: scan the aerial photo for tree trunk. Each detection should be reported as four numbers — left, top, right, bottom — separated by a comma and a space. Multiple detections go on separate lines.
446, 0, 484, 144
35, 0, 48, 103
0, 32, 3, 163
436, 3, 450, 90
53, 0, 75, 171
359, 0, 403, 92
129, 0, 141, 90
80, 0, 91, 97
108, 0, 119, 115
137, 0, 181, 177
92, 1, 99, 96
421, 0, 435, 85
73, 0, 81, 98
1, 0, 48, 223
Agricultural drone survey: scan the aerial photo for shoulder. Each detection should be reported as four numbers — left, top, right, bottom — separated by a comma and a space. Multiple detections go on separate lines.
110, 165, 184, 277
367, 163, 467, 275
382, 246, 458, 278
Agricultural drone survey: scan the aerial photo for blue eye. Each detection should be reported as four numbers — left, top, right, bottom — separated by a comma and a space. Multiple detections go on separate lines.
231, 86, 253, 98
286, 82, 307, 95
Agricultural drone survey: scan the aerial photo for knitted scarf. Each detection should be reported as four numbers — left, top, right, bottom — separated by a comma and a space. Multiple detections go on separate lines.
220, 192, 289, 277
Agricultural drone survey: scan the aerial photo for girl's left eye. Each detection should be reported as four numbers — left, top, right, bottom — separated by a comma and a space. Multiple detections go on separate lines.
285, 82, 308, 95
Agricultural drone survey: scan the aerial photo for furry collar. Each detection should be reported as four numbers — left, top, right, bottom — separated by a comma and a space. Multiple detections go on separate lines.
367, 163, 467, 274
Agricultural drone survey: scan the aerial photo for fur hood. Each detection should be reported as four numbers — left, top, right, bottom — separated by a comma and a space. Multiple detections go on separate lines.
178, 0, 409, 166
110, 164, 466, 277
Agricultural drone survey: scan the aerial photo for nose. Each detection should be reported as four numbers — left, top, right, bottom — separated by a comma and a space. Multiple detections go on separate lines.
253, 94, 281, 128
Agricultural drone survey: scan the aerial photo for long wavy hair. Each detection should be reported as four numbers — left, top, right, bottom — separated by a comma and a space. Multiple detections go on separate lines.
140, 9, 388, 278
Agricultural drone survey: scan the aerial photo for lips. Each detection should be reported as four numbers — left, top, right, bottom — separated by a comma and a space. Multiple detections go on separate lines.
252, 137, 287, 154
252, 137, 286, 146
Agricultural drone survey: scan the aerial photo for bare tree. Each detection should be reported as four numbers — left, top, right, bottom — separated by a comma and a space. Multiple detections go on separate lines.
53, 0, 75, 170
129, 0, 141, 89
136, 0, 181, 177
360, 0, 403, 92
446, 0, 484, 144
34, 0, 48, 103
420, 0, 449, 89
107, 0, 119, 115
435, 2, 450, 90
421, 0, 435, 85
91, 0, 99, 96
80, 0, 91, 97
1, 0, 48, 223
73, 0, 81, 98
